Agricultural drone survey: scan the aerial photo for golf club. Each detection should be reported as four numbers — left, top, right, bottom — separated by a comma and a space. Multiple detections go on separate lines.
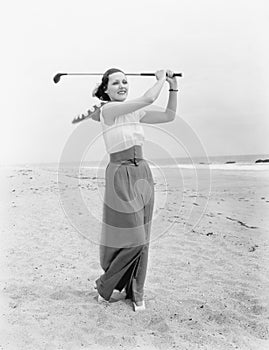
53, 72, 183, 84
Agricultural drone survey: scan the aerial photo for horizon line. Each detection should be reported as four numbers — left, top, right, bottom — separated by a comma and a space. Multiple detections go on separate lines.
1, 152, 269, 167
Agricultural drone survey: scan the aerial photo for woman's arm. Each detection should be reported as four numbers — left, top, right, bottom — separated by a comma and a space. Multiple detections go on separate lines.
140, 70, 178, 124
102, 70, 167, 124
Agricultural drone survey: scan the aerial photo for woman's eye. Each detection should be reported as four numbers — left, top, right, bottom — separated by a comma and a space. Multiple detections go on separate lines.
112, 80, 128, 85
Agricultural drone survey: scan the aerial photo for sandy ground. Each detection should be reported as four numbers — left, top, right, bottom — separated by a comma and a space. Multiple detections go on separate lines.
0, 164, 269, 350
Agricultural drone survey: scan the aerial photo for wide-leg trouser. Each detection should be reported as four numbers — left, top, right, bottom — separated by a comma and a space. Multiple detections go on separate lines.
95, 145, 154, 303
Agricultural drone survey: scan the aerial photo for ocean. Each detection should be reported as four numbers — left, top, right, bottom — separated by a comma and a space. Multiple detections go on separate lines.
4, 153, 269, 171
80, 153, 269, 171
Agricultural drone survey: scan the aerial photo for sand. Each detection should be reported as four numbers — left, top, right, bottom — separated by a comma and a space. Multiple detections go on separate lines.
0, 164, 269, 350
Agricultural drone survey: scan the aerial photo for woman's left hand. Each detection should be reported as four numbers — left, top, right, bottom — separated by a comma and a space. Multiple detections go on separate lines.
166, 69, 178, 89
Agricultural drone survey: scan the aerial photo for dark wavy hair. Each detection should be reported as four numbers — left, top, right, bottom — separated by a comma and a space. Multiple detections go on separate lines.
93, 68, 124, 101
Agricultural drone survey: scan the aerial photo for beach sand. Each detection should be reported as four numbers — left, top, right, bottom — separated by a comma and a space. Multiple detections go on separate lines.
0, 164, 269, 350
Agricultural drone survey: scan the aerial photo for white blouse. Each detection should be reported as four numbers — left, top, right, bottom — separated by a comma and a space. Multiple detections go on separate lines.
100, 108, 146, 154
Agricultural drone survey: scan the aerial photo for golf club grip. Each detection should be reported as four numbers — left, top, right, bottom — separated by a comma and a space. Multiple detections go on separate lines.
140, 73, 182, 77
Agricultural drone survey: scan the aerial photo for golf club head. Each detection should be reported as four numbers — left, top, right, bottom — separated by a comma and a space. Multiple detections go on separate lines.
53, 73, 67, 84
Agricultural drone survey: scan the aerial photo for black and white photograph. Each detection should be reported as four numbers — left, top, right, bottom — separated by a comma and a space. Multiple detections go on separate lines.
1, 0, 269, 349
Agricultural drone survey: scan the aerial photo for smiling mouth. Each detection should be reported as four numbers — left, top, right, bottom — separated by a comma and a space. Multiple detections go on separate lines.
118, 90, 127, 95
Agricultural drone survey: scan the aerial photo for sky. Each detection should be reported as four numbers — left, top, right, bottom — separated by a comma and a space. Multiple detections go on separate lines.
1, 0, 269, 164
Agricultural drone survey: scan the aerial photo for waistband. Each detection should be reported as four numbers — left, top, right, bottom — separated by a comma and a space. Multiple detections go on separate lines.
109, 145, 143, 166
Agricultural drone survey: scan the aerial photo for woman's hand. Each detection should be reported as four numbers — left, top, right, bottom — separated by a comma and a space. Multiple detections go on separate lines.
155, 69, 167, 81
166, 69, 178, 89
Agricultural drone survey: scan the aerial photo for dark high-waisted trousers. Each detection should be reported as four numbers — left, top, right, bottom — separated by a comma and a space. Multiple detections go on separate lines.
95, 145, 155, 303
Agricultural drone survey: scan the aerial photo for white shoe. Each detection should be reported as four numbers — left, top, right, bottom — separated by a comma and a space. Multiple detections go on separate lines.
98, 294, 108, 303
133, 300, 145, 311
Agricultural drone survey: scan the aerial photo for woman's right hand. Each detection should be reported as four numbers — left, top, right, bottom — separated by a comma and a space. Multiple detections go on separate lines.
155, 70, 167, 81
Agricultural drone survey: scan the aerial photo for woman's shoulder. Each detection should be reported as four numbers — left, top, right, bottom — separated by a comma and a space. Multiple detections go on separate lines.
102, 102, 142, 116
101, 101, 118, 110
101, 101, 145, 125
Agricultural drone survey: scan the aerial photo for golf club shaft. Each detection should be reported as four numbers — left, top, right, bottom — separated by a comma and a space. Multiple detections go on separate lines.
53, 72, 183, 83
61, 72, 182, 76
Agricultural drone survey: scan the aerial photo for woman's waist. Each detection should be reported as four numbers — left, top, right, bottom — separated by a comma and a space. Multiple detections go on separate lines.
109, 145, 143, 164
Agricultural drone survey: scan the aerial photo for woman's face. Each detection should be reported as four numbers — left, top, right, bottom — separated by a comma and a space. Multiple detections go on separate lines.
105, 72, 129, 102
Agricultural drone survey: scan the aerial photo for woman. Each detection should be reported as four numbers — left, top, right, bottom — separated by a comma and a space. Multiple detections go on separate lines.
93, 68, 178, 311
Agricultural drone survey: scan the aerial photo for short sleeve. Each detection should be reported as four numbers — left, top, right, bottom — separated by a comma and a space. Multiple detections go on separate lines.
99, 107, 104, 124
100, 107, 115, 126
137, 109, 146, 121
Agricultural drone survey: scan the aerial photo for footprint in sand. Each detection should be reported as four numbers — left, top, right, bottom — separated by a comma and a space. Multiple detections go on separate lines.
147, 314, 170, 333
49, 291, 68, 300
95, 334, 119, 347
69, 289, 96, 301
